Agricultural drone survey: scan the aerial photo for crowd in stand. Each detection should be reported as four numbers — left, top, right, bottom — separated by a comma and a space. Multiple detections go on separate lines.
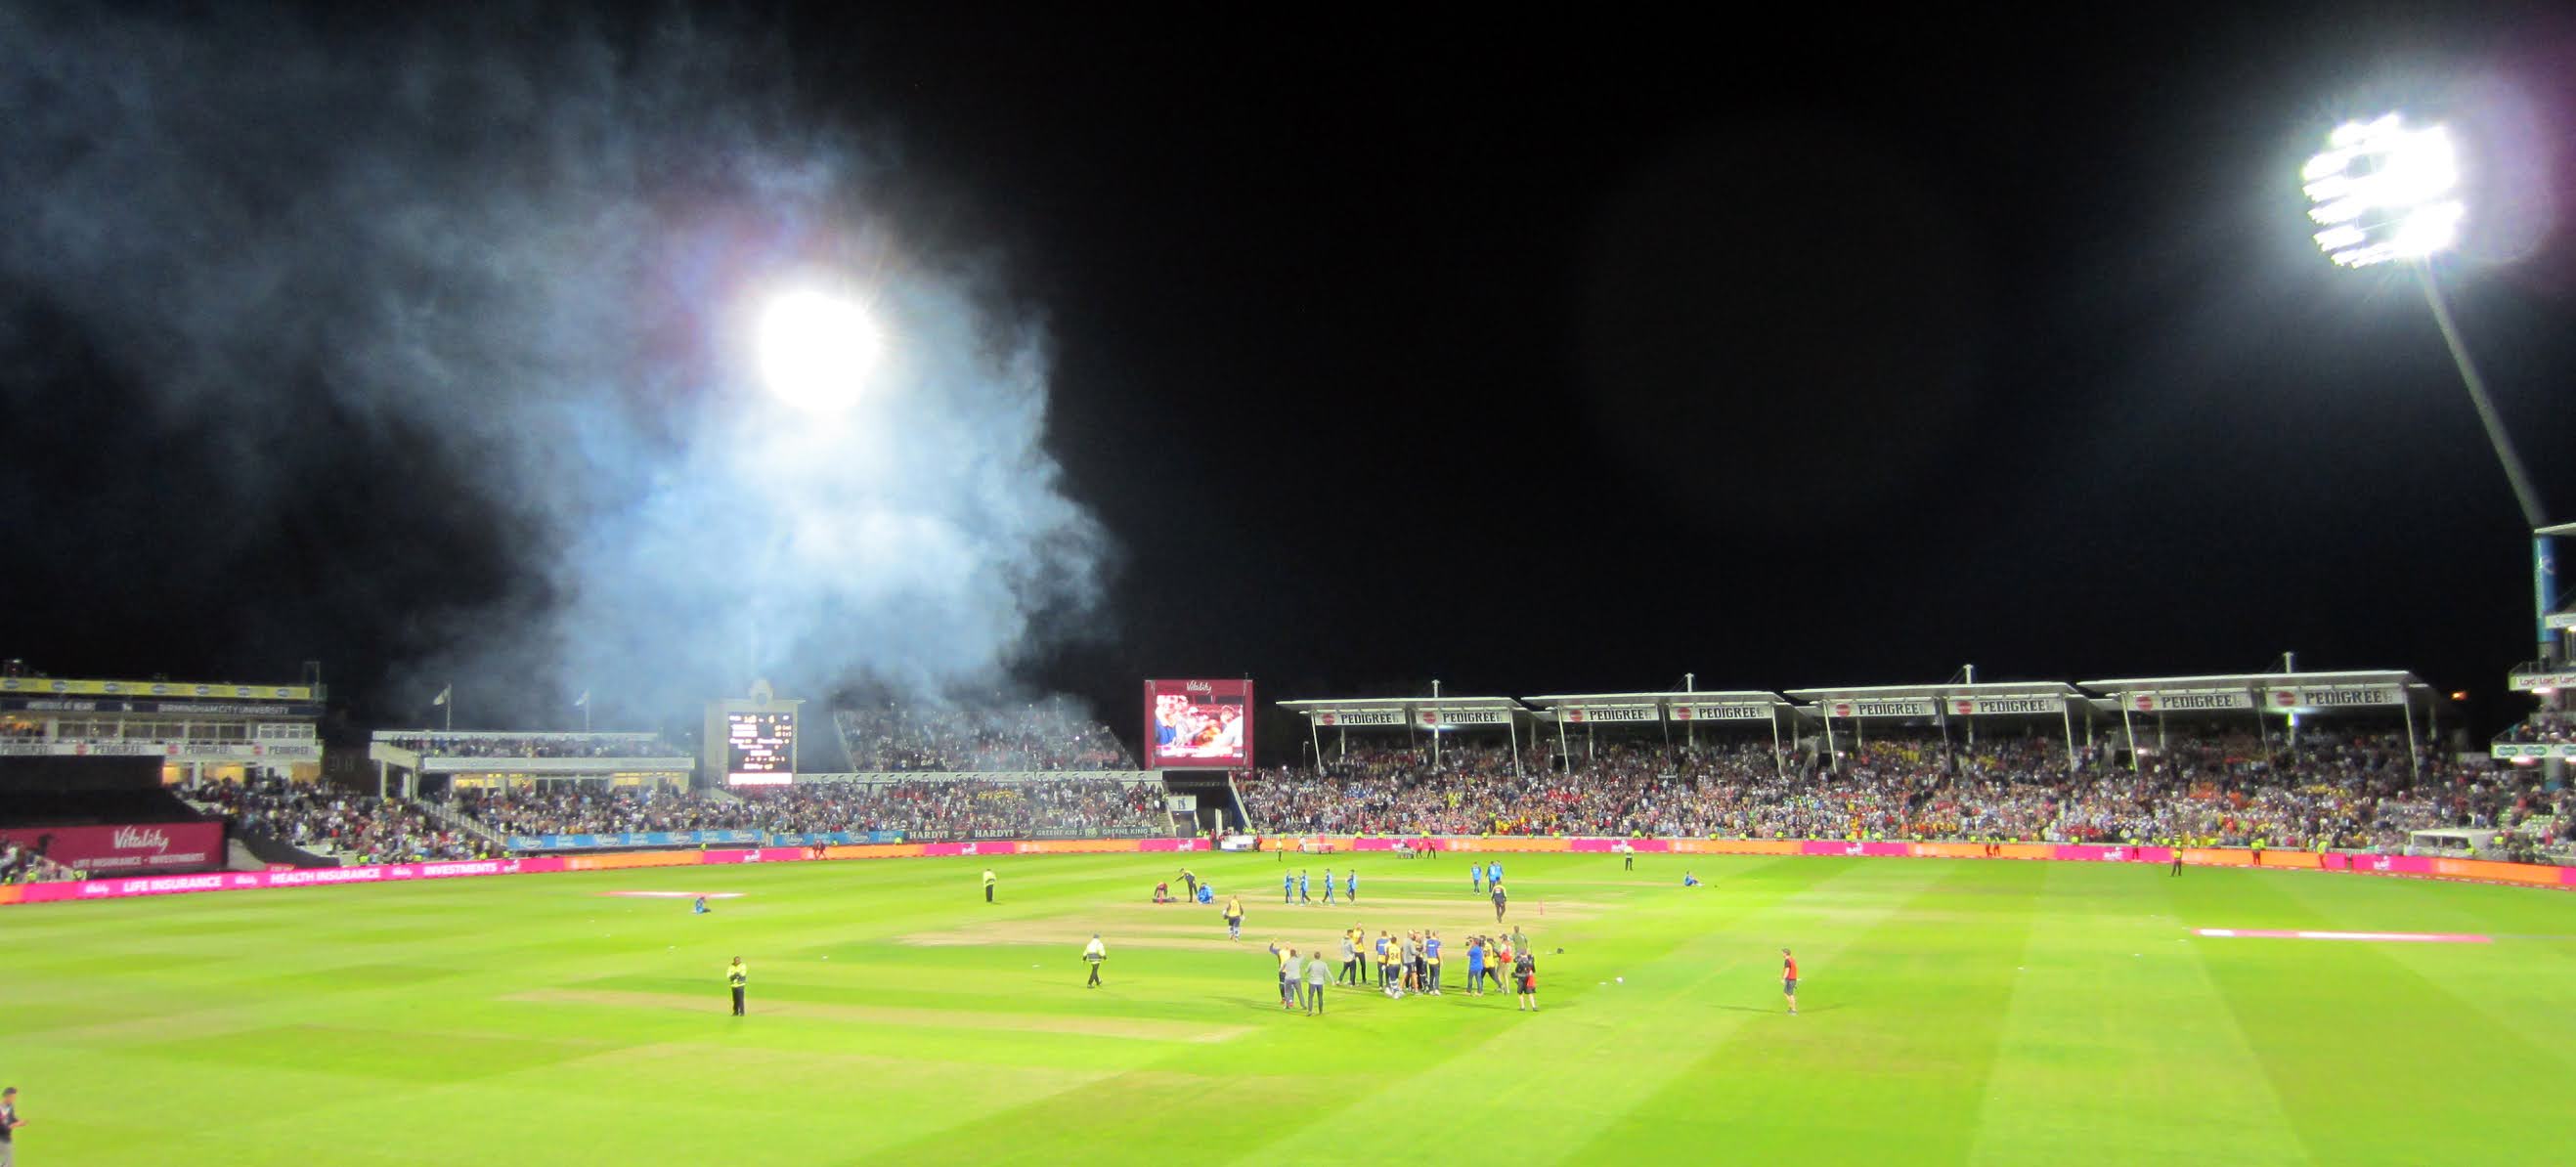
449, 777, 1170, 841
121, 721, 2576, 869
0, 840, 84, 883
382, 734, 689, 758
1241, 730, 2576, 861
2495, 711, 2572, 745
184, 776, 486, 863
742, 778, 1167, 837
450, 786, 754, 837
834, 699, 1134, 772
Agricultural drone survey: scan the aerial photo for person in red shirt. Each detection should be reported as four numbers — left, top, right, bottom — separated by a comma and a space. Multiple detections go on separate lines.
1781, 948, 1799, 1016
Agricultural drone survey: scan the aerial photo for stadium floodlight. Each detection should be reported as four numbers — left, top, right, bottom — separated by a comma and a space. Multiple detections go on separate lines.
2303, 110, 2555, 663
756, 286, 882, 412
2303, 113, 2466, 268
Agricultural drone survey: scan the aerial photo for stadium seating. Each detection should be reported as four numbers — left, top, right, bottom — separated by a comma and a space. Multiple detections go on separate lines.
185, 776, 486, 864
377, 733, 691, 758
832, 699, 1135, 772
448, 777, 1170, 842
0, 839, 83, 884
1241, 732, 2574, 858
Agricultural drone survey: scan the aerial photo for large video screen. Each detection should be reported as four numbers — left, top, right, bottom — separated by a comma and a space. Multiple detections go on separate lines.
1144, 678, 1252, 769
724, 711, 796, 786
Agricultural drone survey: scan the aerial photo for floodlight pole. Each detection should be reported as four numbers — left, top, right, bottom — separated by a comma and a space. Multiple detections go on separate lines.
2415, 262, 2555, 663
1430, 679, 1441, 770
1683, 672, 1695, 752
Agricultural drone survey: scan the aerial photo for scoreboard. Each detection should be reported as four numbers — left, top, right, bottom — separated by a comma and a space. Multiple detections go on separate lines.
724, 711, 796, 786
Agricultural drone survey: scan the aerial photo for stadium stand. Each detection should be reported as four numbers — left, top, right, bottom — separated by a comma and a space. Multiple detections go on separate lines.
0, 671, 326, 785
832, 698, 1135, 772
0, 839, 84, 884
183, 776, 487, 864
366, 731, 697, 801
2493, 711, 2571, 745
374, 733, 692, 758
445, 776, 1170, 845
1240, 731, 2574, 860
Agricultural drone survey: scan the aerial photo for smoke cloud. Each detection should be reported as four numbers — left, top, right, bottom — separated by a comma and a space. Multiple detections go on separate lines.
0, 6, 1109, 723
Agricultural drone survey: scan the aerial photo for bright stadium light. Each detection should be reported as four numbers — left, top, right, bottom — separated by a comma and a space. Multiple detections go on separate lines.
756, 286, 882, 412
2301, 108, 2556, 666
2302, 113, 2465, 268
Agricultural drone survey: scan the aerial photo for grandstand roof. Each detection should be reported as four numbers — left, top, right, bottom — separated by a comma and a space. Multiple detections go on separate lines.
1519, 690, 1789, 707
1278, 696, 1525, 712
1519, 690, 1797, 726
1783, 680, 2080, 702
2076, 670, 2416, 692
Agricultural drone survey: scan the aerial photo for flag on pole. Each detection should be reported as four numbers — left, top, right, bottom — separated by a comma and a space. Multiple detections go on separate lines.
573, 690, 590, 708
432, 685, 452, 707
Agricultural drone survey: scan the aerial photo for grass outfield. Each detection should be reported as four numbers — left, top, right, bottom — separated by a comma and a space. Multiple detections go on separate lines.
5, 852, 2573, 1165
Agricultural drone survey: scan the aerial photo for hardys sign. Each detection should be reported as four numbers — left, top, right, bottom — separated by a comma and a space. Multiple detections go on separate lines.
1821, 699, 1935, 718
1670, 703, 1771, 721
1311, 710, 1407, 727
2126, 691, 2253, 713
2266, 685, 2404, 710
1561, 705, 1657, 724
1419, 708, 1512, 727
1947, 696, 2066, 716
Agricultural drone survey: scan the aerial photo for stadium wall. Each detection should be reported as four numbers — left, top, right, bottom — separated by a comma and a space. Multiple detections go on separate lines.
4, 834, 2568, 908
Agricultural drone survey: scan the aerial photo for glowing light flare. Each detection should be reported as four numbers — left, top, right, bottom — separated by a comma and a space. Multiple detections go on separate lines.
2302, 113, 2467, 269
755, 287, 883, 412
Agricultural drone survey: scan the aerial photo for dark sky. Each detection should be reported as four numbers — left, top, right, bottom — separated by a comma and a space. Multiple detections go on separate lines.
5, 3, 2575, 754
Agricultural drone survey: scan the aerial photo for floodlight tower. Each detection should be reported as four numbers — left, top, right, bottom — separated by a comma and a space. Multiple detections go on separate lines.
2303, 113, 2556, 666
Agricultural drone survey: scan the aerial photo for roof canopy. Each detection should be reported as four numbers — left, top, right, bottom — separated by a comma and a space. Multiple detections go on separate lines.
2079, 670, 2422, 715
1520, 690, 1788, 707
1517, 690, 1795, 726
2077, 670, 2415, 692
1278, 696, 1524, 712
1784, 680, 2080, 702
1278, 696, 1527, 729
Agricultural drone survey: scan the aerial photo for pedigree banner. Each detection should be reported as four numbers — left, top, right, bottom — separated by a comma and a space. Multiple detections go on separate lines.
1820, 699, 1935, 718
1561, 705, 1658, 724
0, 822, 224, 873
2127, 690, 2253, 713
1670, 703, 1771, 722
2267, 685, 2404, 709
1948, 696, 2066, 716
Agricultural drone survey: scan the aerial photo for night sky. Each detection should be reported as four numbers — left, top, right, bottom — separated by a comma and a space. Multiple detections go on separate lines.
5, 3, 2574, 756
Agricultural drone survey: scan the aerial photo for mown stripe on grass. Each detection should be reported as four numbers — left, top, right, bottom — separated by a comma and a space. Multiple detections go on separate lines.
1967, 861, 2309, 1166
1568, 857, 2043, 1164
2260, 867, 2576, 1070
859, 855, 1871, 1166
2185, 868, 2563, 1162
